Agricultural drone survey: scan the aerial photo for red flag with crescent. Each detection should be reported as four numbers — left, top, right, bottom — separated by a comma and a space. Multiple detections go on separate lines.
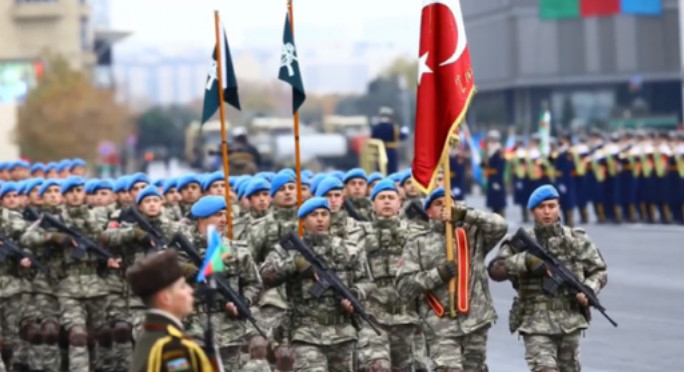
411, 0, 475, 193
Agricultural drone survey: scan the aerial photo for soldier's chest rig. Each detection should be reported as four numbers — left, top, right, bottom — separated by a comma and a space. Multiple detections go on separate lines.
366, 221, 407, 288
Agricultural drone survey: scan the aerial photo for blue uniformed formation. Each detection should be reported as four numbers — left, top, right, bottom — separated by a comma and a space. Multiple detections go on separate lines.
479, 129, 684, 226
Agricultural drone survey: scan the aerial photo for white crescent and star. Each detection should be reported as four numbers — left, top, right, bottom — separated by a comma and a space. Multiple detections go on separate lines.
417, 0, 469, 85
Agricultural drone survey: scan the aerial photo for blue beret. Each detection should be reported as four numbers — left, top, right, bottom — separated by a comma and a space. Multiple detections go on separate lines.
126, 173, 150, 191
343, 168, 367, 183
94, 179, 114, 192
85, 179, 101, 194
202, 172, 224, 191
153, 179, 164, 188
16, 181, 27, 195
113, 176, 130, 193
276, 168, 296, 180
56, 159, 72, 172
301, 177, 311, 187
236, 177, 251, 199
162, 179, 177, 194
330, 171, 345, 181
44, 162, 58, 173
367, 172, 383, 185
70, 158, 86, 169
228, 176, 237, 188
245, 178, 271, 199
399, 170, 413, 185
61, 176, 85, 194
527, 184, 560, 210
39, 179, 61, 196
423, 187, 445, 211
371, 178, 398, 201
270, 173, 296, 196
1, 182, 18, 198
177, 174, 200, 191
310, 174, 327, 194
388, 172, 403, 183
255, 172, 275, 182
136, 185, 162, 204
191, 195, 227, 218
298, 197, 330, 219
10, 160, 29, 170
315, 176, 344, 197
24, 178, 44, 195
0, 162, 7, 171
30, 163, 45, 173
301, 169, 314, 179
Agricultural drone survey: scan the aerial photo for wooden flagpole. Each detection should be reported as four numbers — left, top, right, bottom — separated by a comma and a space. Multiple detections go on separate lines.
214, 10, 234, 239
287, 0, 305, 237
441, 150, 457, 317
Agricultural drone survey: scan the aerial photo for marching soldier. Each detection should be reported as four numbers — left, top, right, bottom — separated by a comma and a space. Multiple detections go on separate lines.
343, 168, 373, 221
128, 250, 215, 372
482, 130, 506, 217
371, 107, 409, 174
554, 133, 578, 227
511, 138, 529, 223
161, 179, 184, 222
618, 133, 640, 223
396, 187, 508, 372
489, 185, 608, 372
177, 175, 203, 218
314, 177, 364, 242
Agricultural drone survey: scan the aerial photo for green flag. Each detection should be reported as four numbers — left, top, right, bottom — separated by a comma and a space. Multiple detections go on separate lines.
278, 12, 306, 114
201, 22, 240, 124
539, 0, 580, 20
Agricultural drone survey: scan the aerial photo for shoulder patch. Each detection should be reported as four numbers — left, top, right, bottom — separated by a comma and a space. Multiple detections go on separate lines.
165, 357, 190, 372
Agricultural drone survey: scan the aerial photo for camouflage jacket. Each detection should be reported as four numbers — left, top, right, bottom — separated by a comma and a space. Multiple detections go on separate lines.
358, 217, 419, 326
0, 207, 32, 296
496, 223, 607, 335
329, 210, 364, 242
233, 208, 269, 241
91, 205, 113, 229
396, 209, 507, 337
162, 203, 183, 222
184, 228, 262, 344
178, 201, 193, 218
348, 197, 374, 221
22, 204, 108, 297
260, 233, 372, 346
399, 196, 425, 221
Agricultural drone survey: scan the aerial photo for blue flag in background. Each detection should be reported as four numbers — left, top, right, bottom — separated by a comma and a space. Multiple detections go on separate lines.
621, 0, 661, 15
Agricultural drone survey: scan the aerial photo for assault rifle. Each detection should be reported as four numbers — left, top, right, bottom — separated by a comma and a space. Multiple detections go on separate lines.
404, 200, 429, 222
0, 233, 47, 273
171, 233, 267, 339
509, 228, 618, 327
343, 199, 368, 222
40, 214, 114, 261
279, 231, 382, 335
127, 208, 165, 252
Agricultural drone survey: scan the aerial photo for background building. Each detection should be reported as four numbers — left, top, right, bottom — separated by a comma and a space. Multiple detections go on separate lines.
463, 0, 682, 130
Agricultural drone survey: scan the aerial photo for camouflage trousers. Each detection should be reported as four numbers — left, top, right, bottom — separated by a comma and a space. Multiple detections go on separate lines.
412, 327, 430, 370
426, 324, 490, 371
98, 291, 133, 372
357, 324, 416, 369
60, 295, 108, 372
130, 307, 147, 342
0, 293, 31, 369
29, 292, 62, 372
522, 331, 582, 372
256, 305, 288, 344
292, 340, 356, 372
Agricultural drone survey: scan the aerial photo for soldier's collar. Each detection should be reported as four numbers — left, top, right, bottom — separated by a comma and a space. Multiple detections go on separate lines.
147, 309, 185, 331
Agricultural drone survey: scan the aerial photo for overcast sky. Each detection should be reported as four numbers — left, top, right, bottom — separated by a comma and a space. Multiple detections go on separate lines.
110, 0, 422, 49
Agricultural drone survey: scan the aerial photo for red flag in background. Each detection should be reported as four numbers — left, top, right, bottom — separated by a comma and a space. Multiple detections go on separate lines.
411, 0, 476, 193
580, 0, 620, 16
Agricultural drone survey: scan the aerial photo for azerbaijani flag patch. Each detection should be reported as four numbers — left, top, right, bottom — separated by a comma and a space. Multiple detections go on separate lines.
165, 357, 190, 372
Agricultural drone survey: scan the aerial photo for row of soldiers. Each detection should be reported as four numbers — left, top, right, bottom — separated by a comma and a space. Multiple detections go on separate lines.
479, 129, 684, 226
0, 158, 608, 372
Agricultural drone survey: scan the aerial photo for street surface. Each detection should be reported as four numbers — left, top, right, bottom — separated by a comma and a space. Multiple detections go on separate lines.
470, 196, 684, 371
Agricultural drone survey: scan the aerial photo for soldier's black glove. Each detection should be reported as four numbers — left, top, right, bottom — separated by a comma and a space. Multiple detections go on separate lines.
132, 228, 152, 244
294, 257, 314, 278
49, 233, 73, 247
525, 253, 547, 276
437, 260, 458, 282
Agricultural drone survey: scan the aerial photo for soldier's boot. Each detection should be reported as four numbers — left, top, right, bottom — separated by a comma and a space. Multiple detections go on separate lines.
628, 204, 638, 223
595, 204, 606, 224
521, 207, 529, 223
564, 210, 574, 228
579, 207, 589, 224
67, 326, 89, 372
111, 322, 133, 372
40, 322, 61, 372
614, 206, 622, 224
639, 203, 647, 222
662, 204, 672, 224
273, 345, 294, 372
681, 205, 684, 225
649, 204, 657, 223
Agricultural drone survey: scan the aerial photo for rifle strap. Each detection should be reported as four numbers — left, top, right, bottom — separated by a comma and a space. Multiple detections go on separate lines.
455, 227, 470, 314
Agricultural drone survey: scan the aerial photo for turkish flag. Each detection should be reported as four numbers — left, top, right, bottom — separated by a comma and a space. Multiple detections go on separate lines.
580, 0, 619, 17
412, 0, 475, 193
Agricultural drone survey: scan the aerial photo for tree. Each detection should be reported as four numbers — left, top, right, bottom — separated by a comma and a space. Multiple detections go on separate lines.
16, 56, 131, 162
135, 105, 197, 159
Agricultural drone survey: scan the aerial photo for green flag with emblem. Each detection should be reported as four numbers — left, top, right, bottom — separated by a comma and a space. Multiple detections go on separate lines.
201, 22, 240, 124
278, 12, 306, 114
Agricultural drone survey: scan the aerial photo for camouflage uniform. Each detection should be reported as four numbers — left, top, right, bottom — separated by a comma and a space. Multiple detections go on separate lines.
260, 234, 373, 372
22, 205, 109, 372
0, 208, 33, 371
162, 203, 183, 222
20, 205, 64, 372
181, 229, 262, 372
396, 209, 508, 371
348, 197, 374, 221
178, 202, 193, 218
329, 210, 364, 244
243, 206, 298, 344
357, 217, 419, 371
234, 209, 268, 242
495, 223, 607, 372
101, 213, 189, 371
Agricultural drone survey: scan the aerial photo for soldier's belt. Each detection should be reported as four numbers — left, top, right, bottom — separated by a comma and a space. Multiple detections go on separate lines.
66, 262, 98, 275
296, 313, 350, 326
524, 297, 574, 311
